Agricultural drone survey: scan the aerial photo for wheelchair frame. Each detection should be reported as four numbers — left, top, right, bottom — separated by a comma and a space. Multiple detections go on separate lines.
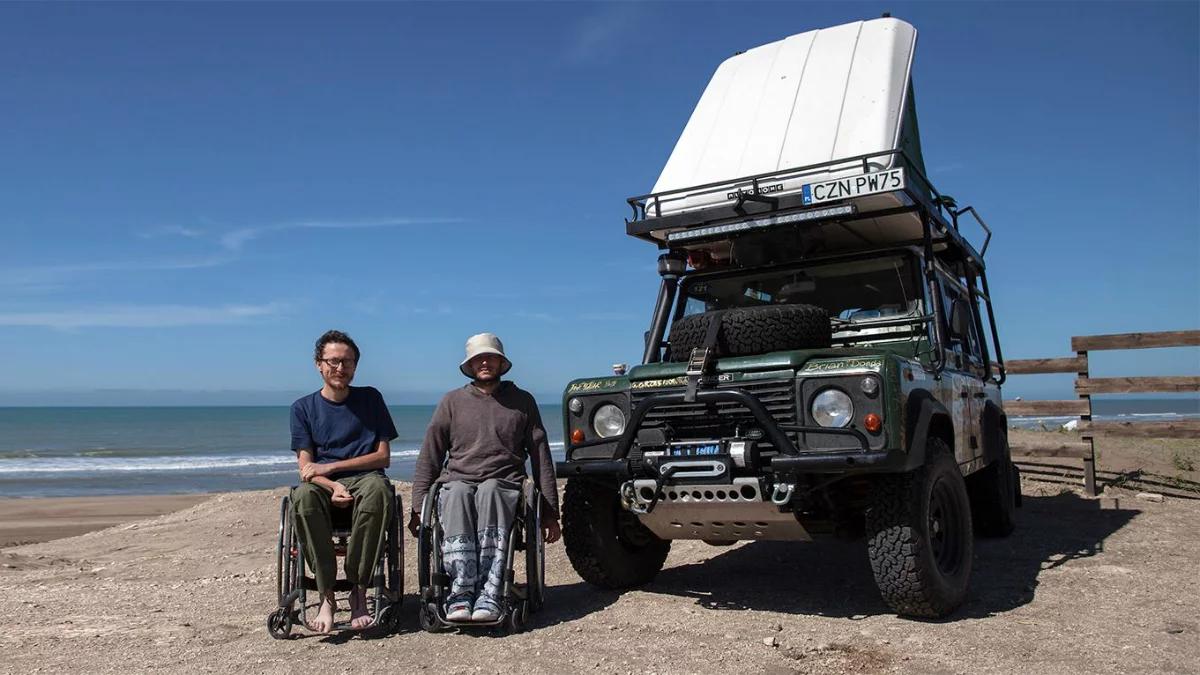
416, 479, 545, 634
267, 490, 404, 638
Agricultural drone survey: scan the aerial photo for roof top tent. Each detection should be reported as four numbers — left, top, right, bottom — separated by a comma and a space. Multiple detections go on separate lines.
627, 17, 983, 262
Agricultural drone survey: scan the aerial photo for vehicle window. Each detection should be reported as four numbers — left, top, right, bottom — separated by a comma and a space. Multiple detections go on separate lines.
677, 255, 925, 344
684, 296, 710, 316
938, 276, 984, 364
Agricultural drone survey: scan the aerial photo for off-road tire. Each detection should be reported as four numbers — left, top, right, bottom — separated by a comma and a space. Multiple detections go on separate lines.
866, 438, 973, 618
666, 304, 831, 361
562, 478, 670, 589
967, 438, 1017, 537
666, 310, 726, 362
722, 304, 831, 355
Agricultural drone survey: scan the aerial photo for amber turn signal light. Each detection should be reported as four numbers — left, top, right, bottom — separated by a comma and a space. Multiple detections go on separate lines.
863, 413, 882, 433
571, 428, 585, 444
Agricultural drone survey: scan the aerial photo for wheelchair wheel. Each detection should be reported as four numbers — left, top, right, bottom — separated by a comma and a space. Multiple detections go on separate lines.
266, 607, 293, 639
417, 490, 451, 634
276, 496, 292, 604
386, 493, 404, 603
501, 602, 528, 635
526, 491, 546, 613
419, 601, 448, 634
417, 491, 436, 591
293, 536, 308, 629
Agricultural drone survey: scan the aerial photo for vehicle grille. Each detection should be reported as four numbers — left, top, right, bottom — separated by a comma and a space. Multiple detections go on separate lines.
630, 378, 798, 452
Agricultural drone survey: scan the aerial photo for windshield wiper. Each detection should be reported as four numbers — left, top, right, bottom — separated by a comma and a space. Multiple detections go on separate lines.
829, 313, 933, 333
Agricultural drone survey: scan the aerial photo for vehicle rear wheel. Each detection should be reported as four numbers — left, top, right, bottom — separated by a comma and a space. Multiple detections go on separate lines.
562, 478, 670, 589
967, 438, 1018, 537
866, 438, 973, 618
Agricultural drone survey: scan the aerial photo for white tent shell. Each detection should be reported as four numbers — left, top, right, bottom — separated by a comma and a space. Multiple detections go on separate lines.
641, 17, 931, 249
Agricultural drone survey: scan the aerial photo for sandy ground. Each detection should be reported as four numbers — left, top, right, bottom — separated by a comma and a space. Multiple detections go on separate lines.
2, 432, 1197, 674
0, 495, 207, 548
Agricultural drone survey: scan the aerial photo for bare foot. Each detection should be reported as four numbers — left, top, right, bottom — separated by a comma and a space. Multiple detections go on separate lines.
313, 592, 336, 633
349, 585, 373, 630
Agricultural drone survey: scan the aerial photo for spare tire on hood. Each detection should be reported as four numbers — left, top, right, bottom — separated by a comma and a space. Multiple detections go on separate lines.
666, 304, 831, 362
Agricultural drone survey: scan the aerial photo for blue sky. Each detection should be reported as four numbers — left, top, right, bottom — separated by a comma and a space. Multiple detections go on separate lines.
1, 1, 1196, 405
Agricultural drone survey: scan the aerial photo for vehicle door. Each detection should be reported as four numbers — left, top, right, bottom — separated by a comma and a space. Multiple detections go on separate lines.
937, 271, 984, 465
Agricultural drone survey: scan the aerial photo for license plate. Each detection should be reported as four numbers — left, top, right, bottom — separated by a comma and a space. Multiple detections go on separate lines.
801, 167, 905, 205
669, 443, 721, 457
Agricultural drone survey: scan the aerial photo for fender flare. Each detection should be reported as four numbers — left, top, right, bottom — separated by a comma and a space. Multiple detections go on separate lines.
979, 400, 1008, 464
905, 389, 952, 469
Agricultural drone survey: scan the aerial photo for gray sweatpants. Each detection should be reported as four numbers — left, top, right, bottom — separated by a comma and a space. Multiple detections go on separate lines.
439, 478, 520, 610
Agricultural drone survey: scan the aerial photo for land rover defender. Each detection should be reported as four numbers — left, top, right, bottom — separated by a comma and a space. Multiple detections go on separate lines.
555, 17, 1018, 618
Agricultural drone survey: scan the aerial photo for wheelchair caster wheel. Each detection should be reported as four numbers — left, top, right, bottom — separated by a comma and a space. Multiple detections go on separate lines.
386, 601, 405, 632
504, 603, 527, 635
266, 608, 293, 639
419, 602, 447, 633
367, 602, 402, 636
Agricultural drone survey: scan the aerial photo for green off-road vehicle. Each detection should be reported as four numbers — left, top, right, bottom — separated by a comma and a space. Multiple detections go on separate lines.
556, 17, 1018, 618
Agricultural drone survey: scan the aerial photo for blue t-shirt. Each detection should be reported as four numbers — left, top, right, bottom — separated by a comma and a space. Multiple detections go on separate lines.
290, 386, 398, 478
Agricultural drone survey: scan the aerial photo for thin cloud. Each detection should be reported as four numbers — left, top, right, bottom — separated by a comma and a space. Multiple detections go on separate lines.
139, 225, 205, 239
219, 217, 466, 252
0, 302, 287, 329
3, 215, 463, 293
0, 255, 235, 292
516, 310, 556, 322
565, 5, 645, 65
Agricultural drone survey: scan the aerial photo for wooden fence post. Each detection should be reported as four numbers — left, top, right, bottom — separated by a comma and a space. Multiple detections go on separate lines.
1076, 347, 1097, 496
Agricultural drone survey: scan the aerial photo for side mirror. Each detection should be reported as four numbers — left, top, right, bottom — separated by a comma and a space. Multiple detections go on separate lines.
949, 298, 971, 340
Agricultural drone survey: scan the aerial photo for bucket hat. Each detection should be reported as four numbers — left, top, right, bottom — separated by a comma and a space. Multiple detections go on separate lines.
459, 332, 512, 378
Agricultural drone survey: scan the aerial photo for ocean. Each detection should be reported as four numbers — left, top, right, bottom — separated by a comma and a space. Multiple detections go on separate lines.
0, 399, 1194, 498
0, 405, 563, 498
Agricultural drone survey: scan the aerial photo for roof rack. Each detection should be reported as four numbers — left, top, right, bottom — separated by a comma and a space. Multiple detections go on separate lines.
625, 149, 991, 272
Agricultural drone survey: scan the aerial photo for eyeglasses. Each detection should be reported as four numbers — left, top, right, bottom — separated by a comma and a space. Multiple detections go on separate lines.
318, 358, 357, 370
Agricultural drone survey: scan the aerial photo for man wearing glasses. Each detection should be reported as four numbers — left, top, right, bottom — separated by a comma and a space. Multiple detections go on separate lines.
289, 329, 397, 632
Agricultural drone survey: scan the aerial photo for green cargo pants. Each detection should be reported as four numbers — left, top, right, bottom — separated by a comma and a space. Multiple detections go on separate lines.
291, 472, 395, 595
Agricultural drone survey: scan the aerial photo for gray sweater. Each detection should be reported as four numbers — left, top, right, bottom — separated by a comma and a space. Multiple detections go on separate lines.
411, 381, 559, 518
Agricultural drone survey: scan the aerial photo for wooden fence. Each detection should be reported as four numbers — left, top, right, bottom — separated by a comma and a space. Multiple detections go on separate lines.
1004, 330, 1200, 496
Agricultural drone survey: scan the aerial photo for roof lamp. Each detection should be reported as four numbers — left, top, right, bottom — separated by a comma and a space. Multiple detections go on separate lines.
666, 203, 856, 244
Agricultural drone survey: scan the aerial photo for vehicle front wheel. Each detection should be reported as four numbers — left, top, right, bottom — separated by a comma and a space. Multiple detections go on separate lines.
562, 478, 670, 589
866, 439, 973, 618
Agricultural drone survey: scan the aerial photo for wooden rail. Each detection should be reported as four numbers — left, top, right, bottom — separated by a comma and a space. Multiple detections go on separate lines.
1005, 329, 1199, 496
1071, 330, 1200, 352
1005, 356, 1087, 375
1076, 376, 1200, 394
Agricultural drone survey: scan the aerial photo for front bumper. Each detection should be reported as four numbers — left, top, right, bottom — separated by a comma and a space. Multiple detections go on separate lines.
558, 386, 899, 478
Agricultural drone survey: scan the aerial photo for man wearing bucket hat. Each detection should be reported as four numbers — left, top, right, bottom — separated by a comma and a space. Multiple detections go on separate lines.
410, 333, 560, 622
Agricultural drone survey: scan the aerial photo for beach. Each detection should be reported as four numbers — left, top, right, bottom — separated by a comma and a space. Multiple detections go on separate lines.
2, 431, 1197, 673
0, 494, 207, 548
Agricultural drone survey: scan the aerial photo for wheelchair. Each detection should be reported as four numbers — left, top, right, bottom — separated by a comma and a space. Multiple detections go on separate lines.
266, 489, 403, 638
416, 478, 545, 634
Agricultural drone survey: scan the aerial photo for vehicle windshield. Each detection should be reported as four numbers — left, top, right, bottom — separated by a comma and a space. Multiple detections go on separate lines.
678, 254, 926, 344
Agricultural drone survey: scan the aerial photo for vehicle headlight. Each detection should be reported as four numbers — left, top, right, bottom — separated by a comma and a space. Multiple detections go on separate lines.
812, 388, 853, 428
592, 403, 627, 438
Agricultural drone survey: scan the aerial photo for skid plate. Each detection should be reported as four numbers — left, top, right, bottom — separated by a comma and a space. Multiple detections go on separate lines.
628, 477, 811, 541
